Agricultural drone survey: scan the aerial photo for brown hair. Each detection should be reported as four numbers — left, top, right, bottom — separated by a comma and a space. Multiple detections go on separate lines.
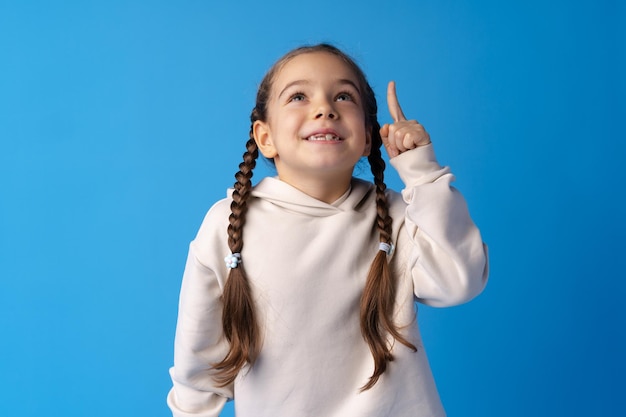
213, 44, 416, 390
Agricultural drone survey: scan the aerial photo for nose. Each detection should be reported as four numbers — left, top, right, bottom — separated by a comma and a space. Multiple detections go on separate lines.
316, 111, 336, 119
314, 100, 337, 120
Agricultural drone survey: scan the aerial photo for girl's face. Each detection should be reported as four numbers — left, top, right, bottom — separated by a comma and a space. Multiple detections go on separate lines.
253, 51, 371, 187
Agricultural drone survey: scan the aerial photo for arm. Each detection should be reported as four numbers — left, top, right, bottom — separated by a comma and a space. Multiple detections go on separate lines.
382, 81, 488, 306
390, 145, 489, 306
167, 242, 232, 416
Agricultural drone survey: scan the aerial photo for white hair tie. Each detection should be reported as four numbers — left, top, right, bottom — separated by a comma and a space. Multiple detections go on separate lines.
379, 242, 394, 256
224, 253, 241, 269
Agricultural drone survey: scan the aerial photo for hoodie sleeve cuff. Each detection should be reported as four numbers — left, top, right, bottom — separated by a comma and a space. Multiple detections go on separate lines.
388, 144, 451, 187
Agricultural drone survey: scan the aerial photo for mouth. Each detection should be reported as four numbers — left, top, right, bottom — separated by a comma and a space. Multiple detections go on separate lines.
303, 127, 344, 142
305, 133, 343, 142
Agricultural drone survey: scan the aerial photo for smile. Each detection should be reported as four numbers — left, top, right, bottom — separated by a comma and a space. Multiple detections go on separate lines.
305, 133, 343, 141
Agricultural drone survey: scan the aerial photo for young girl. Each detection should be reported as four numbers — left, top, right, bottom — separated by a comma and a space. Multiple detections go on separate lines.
167, 44, 488, 417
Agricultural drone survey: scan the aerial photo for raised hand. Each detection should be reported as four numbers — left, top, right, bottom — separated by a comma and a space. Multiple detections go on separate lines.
379, 81, 431, 158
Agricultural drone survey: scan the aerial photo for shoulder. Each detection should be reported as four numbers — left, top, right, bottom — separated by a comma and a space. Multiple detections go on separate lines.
187, 195, 233, 271
201, 196, 232, 227
350, 177, 406, 215
385, 187, 404, 207
386, 188, 408, 227
192, 194, 232, 247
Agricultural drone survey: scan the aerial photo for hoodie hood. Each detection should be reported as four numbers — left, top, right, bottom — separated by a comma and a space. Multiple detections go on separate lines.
244, 177, 375, 217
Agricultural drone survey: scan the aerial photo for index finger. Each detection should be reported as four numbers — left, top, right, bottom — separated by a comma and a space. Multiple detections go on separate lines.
387, 81, 407, 122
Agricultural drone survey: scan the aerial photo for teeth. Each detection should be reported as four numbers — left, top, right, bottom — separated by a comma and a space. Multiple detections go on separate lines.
307, 134, 341, 141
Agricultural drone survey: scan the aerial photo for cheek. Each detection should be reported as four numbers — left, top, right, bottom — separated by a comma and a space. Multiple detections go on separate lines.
269, 108, 300, 132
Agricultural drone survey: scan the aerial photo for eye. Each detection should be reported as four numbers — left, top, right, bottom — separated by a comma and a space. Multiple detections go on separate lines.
288, 92, 306, 102
336, 91, 355, 102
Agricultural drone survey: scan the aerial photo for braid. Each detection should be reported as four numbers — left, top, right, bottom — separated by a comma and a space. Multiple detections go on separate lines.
227, 135, 258, 252
368, 124, 393, 245
359, 123, 417, 391
212, 129, 261, 387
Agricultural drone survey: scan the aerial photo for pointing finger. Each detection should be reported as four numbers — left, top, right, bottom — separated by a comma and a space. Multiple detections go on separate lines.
387, 81, 407, 122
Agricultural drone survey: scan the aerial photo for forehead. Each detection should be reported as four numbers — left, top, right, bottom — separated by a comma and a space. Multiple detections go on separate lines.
273, 51, 360, 89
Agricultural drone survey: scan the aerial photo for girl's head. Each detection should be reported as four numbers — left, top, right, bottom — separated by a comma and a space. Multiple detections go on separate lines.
252, 49, 372, 186
251, 44, 382, 188
214, 44, 416, 391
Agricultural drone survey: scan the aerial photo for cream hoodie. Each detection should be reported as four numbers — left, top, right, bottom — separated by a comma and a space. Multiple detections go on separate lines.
167, 145, 489, 417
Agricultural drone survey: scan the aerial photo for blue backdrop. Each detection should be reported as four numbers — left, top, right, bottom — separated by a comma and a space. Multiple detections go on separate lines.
1, 1, 623, 416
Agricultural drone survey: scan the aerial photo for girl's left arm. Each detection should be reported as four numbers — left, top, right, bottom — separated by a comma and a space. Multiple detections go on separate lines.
381, 81, 488, 306
389, 145, 489, 307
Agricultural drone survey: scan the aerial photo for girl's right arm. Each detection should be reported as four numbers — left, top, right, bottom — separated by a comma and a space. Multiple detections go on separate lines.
167, 239, 232, 416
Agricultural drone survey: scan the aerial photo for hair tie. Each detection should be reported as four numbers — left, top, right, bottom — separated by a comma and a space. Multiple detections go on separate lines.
379, 242, 394, 256
224, 253, 241, 269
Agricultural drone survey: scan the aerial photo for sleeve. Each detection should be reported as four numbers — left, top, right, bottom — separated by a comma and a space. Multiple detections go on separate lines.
390, 144, 489, 307
167, 241, 232, 417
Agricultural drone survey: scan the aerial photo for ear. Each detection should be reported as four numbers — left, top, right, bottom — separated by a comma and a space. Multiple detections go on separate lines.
362, 129, 372, 156
253, 120, 278, 159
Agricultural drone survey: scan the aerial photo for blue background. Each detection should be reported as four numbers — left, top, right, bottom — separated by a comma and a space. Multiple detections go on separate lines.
1, 1, 624, 416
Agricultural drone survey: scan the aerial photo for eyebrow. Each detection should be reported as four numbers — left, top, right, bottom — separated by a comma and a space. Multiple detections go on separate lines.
278, 79, 361, 99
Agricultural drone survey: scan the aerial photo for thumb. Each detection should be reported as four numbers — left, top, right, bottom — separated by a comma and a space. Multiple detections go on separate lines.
379, 123, 399, 158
